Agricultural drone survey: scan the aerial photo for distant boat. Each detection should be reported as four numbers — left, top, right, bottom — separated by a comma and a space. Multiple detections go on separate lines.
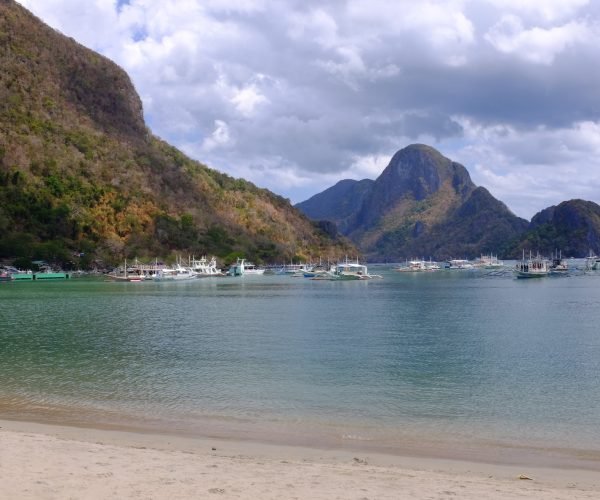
312, 259, 382, 280
189, 256, 222, 276
276, 263, 310, 275
34, 266, 70, 280
303, 263, 333, 278
226, 258, 265, 276
153, 263, 197, 281
514, 252, 550, 278
242, 262, 265, 275
549, 250, 569, 274
474, 254, 504, 269
394, 259, 439, 272
446, 259, 474, 270
106, 259, 145, 282
585, 251, 600, 271
9, 269, 34, 281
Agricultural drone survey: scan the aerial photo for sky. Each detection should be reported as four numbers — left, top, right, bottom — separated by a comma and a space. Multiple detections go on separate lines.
16, 0, 600, 220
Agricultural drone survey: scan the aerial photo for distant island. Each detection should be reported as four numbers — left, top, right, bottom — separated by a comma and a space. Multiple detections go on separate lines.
297, 144, 600, 260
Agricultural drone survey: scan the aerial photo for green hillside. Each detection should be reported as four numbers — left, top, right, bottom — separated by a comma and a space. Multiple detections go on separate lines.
0, 0, 353, 269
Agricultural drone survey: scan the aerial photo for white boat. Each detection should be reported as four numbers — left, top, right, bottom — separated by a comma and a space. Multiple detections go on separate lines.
154, 263, 197, 281
227, 258, 265, 276
395, 259, 439, 272
549, 251, 569, 274
189, 256, 222, 276
474, 254, 504, 269
585, 251, 600, 271
276, 263, 310, 275
514, 252, 550, 278
243, 262, 265, 275
446, 259, 474, 270
303, 263, 334, 278
311, 259, 381, 280
106, 259, 146, 282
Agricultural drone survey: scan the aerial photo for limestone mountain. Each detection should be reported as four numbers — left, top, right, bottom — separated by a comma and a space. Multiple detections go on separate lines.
297, 144, 528, 261
509, 199, 600, 257
0, 0, 353, 268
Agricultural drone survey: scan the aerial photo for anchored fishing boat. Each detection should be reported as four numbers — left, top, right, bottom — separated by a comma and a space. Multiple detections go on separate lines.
514, 252, 550, 278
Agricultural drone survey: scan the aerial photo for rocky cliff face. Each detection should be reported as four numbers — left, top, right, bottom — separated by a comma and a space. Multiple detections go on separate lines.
0, 0, 354, 268
296, 179, 374, 233
351, 144, 476, 232
297, 144, 528, 260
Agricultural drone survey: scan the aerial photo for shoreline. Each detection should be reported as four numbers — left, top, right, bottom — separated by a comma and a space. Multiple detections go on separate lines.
1, 418, 600, 499
2, 398, 600, 473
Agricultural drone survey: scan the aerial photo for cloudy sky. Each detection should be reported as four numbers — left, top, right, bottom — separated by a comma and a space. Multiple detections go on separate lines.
17, 0, 600, 219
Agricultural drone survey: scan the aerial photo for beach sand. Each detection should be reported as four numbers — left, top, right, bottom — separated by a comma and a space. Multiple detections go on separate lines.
1, 419, 599, 499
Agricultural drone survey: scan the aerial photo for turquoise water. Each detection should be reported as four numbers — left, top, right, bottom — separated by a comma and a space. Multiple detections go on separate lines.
1, 267, 600, 463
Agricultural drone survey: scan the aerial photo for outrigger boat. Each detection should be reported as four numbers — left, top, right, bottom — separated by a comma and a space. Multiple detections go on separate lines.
514, 251, 550, 278
585, 250, 600, 271
106, 259, 146, 282
311, 259, 382, 280
394, 259, 439, 272
226, 258, 265, 276
549, 250, 569, 274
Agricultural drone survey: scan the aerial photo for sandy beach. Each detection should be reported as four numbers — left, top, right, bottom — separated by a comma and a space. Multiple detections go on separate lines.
1, 419, 599, 500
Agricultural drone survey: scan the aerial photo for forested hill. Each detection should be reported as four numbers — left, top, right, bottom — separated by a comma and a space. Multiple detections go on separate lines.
507, 199, 600, 257
0, 0, 353, 269
298, 145, 528, 260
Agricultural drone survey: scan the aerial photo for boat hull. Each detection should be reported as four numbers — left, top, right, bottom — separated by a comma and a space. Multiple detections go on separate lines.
34, 272, 70, 280
515, 271, 548, 279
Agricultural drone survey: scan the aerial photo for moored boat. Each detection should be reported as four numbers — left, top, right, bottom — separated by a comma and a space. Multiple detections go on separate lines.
394, 259, 439, 272
514, 252, 550, 278
189, 256, 222, 276
303, 263, 333, 278
585, 251, 600, 271
311, 259, 382, 280
153, 263, 197, 281
446, 259, 474, 270
549, 251, 569, 274
226, 258, 265, 276
10, 271, 34, 281
106, 259, 146, 282
34, 266, 70, 280
474, 254, 504, 269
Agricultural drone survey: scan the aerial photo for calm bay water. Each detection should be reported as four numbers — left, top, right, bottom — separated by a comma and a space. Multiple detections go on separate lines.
1, 267, 600, 463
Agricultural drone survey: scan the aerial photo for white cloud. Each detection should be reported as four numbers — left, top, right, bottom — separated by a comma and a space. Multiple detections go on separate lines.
347, 153, 393, 179
230, 84, 269, 116
484, 0, 590, 23
485, 15, 592, 64
448, 118, 600, 218
15, 0, 600, 217
200, 120, 232, 152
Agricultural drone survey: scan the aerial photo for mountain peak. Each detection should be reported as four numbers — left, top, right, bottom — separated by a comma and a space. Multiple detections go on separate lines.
381, 144, 474, 200
297, 144, 527, 260
353, 144, 475, 230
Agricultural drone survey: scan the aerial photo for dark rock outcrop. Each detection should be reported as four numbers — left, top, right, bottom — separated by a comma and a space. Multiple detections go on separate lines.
510, 199, 600, 257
